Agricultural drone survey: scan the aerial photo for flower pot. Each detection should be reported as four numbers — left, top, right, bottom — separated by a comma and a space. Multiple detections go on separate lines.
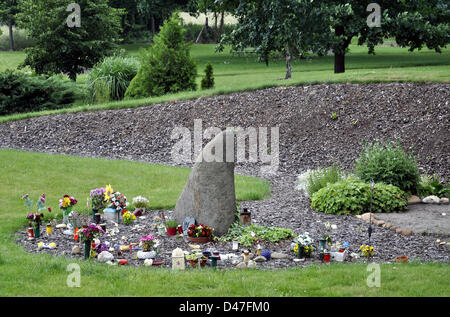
166, 227, 177, 236
323, 253, 331, 263
297, 246, 305, 259
319, 239, 327, 251
189, 258, 207, 268
92, 209, 98, 222
187, 236, 212, 243
84, 241, 91, 259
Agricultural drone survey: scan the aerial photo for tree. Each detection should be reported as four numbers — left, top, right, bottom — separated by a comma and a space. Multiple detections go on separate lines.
125, 12, 197, 98
323, 0, 449, 73
17, 0, 123, 81
218, 0, 332, 79
222, 0, 449, 75
0, 0, 19, 51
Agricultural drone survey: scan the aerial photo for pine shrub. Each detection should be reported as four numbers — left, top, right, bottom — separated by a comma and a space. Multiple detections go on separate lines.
201, 62, 214, 90
125, 12, 197, 99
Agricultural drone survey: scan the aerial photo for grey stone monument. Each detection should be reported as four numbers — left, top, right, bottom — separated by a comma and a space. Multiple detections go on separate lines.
174, 130, 236, 236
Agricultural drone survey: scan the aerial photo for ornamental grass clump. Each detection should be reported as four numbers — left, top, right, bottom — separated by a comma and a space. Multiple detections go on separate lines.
355, 140, 421, 194
297, 165, 346, 197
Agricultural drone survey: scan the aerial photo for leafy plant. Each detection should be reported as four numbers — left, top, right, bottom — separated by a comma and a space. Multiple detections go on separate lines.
86, 55, 139, 103
201, 62, 214, 90
418, 174, 450, 198
165, 219, 178, 229
218, 223, 295, 247
125, 12, 197, 98
355, 140, 421, 194
311, 179, 408, 215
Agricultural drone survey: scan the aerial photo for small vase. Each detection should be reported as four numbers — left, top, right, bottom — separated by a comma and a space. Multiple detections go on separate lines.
297, 246, 305, 259
319, 239, 327, 251
84, 240, 91, 260
34, 223, 40, 238
92, 209, 98, 222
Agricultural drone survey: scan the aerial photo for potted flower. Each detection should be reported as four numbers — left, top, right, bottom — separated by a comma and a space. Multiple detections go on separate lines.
90, 187, 106, 221
23, 193, 47, 238
132, 196, 149, 214
59, 194, 78, 224
139, 234, 157, 252
185, 253, 208, 268
122, 210, 136, 225
186, 223, 214, 243
360, 244, 375, 258
319, 222, 336, 251
165, 219, 178, 236
293, 232, 314, 258
103, 185, 129, 223
79, 224, 105, 259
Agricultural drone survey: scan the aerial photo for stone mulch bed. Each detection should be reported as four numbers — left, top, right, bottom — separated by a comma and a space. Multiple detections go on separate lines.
8, 83, 450, 267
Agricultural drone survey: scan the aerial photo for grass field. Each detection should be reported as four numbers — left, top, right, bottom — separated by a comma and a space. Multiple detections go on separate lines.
1, 42, 449, 123
0, 149, 448, 297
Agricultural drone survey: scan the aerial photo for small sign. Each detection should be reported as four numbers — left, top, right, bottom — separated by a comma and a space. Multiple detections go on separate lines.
182, 217, 196, 235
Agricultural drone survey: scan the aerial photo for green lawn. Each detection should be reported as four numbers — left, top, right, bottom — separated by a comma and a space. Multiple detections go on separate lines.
1, 43, 449, 123
0, 149, 449, 297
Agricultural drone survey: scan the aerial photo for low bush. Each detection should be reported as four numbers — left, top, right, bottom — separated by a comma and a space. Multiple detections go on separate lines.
85, 55, 139, 103
310, 179, 408, 215
355, 140, 421, 194
0, 70, 80, 115
201, 62, 214, 89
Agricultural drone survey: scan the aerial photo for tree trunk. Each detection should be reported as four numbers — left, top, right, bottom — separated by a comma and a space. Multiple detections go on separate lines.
285, 45, 292, 79
8, 20, 14, 51
218, 11, 225, 43
150, 16, 156, 36
195, 15, 208, 44
334, 25, 345, 74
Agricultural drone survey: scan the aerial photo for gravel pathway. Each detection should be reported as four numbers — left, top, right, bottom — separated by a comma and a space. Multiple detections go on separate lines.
5, 82, 450, 267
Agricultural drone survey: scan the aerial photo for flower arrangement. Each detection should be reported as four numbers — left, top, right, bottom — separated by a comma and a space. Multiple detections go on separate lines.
90, 187, 106, 210
294, 232, 314, 257
59, 194, 78, 215
187, 223, 213, 238
132, 196, 149, 209
108, 191, 128, 210
360, 244, 375, 257
122, 211, 136, 225
23, 193, 49, 228
139, 234, 158, 252
79, 224, 104, 242
68, 211, 82, 229
322, 221, 336, 245
104, 184, 113, 201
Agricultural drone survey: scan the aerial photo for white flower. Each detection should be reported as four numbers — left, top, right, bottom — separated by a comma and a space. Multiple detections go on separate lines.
331, 224, 337, 230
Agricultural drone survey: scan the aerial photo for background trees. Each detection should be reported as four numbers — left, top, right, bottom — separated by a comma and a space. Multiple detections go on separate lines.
17, 0, 123, 81
0, 0, 19, 51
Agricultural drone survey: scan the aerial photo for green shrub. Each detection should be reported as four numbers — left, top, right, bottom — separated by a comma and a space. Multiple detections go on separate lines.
125, 12, 197, 99
0, 70, 80, 115
418, 174, 450, 198
299, 165, 346, 197
86, 55, 140, 103
201, 62, 214, 89
310, 179, 408, 215
355, 141, 421, 194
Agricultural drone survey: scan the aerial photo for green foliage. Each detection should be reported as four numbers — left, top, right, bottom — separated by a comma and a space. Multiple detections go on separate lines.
418, 174, 450, 199
304, 165, 346, 197
217, 222, 295, 247
17, 0, 123, 81
165, 219, 178, 228
86, 56, 140, 103
0, 70, 80, 115
182, 23, 235, 43
355, 141, 421, 194
310, 179, 408, 215
0, 27, 35, 50
125, 12, 197, 99
201, 62, 214, 89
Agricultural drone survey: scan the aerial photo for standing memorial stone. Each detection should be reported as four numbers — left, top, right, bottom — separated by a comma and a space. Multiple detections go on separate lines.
174, 130, 236, 236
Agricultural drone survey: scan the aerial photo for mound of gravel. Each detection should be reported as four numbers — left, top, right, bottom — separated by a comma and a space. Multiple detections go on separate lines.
3, 82, 450, 264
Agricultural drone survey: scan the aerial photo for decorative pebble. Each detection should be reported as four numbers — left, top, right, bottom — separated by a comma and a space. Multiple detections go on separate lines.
120, 245, 130, 252
55, 224, 67, 229
271, 252, 288, 259
144, 259, 153, 266
422, 195, 440, 204
71, 245, 81, 255
236, 262, 247, 269
137, 251, 156, 260
254, 256, 267, 262
247, 260, 256, 268
98, 251, 114, 263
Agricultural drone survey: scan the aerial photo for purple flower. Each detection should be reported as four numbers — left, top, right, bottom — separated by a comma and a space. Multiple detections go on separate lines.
22, 194, 29, 200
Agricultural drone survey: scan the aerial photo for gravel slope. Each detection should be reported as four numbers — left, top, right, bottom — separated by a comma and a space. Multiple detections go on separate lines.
4, 82, 450, 264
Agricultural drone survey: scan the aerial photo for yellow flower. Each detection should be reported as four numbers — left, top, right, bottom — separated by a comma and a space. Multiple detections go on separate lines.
104, 184, 113, 201
62, 197, 71, 208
